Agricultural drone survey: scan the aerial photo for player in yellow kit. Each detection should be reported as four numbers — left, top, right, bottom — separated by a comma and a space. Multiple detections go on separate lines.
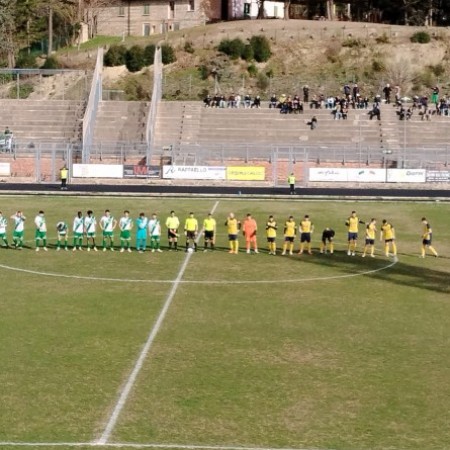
362, 218, 377, 258
380, 219, 398, 260
184, 212, 198, 252
346, 210, 365, 256
282, 216, 296, 256
225, 212, 240, 254
166, 210, 180, 251
265, 215, 277, 255
298, 215, 314, 255
202, 212, 216, 251
420, 217, 438, 258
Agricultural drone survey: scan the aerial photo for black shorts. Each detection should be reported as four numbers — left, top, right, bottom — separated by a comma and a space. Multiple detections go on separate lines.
322, 236, 334, 244
204, 230, 214, 240
423, 239, 432, 246
267, 237, 276, 243
300, 232, 311, 243
228, 234, 238, 241
348, 232, 358, 241
168, 229, 178, 239
186, 231, 196, 240
365, 238, 375, 245
385, 239, 394, 243
284, 236, 294, 242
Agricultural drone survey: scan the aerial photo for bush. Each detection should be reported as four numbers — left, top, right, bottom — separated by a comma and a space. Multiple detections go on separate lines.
429, 63, 445, 77
184, 41, 195, 54
41, 56, 61, 70
247, 63, 258, 77
371, 60, 385, 72
198, 65, 209, 80
15, 53, 38, 69
104, 45, 127, 66
342, 37, 363, 48
218, 38, 245, 59
256, 72, 269, 90
410, 31, 431, 43
375, 33, 390, 44
241, 44, 254, 61
10, 83, 34, 99
249, 35, 272, 62
144, 44, 155, 65
125, 45, 146, 72
161, 44, 176, 64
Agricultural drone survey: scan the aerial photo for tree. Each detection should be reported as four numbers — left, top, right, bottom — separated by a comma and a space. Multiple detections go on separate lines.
78, 0, 110, 39
0, 0, 17, 67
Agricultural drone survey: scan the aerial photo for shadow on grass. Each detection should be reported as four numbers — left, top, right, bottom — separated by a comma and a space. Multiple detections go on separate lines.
294, 250, 450, 295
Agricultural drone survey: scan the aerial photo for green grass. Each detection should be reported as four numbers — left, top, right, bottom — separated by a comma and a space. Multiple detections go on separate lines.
0, 196, 449, 450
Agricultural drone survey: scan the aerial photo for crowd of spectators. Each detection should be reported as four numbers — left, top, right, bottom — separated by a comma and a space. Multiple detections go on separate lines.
203, 83, 450, 126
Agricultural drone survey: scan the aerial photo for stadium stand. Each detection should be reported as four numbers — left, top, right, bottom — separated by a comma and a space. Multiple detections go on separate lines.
0, 99, 83, 145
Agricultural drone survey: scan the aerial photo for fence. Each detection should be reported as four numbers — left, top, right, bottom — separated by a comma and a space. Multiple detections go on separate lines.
0, 69, 89, 101
145, 46, 163, 163
82, 48, 103, 163
2, 140, 449, 184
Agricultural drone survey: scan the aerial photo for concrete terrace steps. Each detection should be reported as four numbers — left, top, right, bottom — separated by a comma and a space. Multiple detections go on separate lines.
93, 100, 148, 144
0, 99, 83, 144
153, 101, 384, 155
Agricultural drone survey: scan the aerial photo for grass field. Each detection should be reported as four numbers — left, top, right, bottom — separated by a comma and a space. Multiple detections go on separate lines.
0, 195, 449, 450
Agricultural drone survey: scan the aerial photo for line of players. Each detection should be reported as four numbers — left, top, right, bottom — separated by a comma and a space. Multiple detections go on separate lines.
0, 209, 439, 258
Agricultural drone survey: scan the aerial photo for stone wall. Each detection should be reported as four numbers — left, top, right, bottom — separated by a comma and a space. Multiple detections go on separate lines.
96, 0, 205, 36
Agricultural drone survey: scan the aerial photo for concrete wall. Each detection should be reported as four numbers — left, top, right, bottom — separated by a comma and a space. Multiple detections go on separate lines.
96, 0, 205, 36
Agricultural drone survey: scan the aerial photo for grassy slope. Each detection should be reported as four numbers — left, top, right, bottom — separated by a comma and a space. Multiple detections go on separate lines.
62, 19, 450, 100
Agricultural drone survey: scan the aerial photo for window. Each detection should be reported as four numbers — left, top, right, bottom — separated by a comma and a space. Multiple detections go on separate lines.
143, 4, 150, 15
118, 5, 125, 16
169, 1, 175, 18
187, 0, 195, 11
143, 23, 151, 36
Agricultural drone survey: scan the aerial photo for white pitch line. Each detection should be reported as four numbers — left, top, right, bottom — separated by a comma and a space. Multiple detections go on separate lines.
0, 260, 398, 285
0, 442, 332, 450
97, 201, 220, 445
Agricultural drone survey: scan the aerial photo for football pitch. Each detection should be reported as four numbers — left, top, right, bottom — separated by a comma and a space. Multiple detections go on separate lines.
0, 195, 449, 450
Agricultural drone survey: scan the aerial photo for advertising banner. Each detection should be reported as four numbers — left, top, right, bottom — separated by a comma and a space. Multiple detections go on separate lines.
347, 168, 386, 182
309, 168, 348, 182
226, 166, 265, 181
0, 162, 11, 176
123, 165, 161, 178
162, 165, 226, 180
426, 170, 450, 182
386, 169, 426, 183
73, 164, 123, 178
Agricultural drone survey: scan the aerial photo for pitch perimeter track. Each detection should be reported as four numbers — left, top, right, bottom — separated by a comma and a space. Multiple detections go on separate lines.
0, 184, 449, 199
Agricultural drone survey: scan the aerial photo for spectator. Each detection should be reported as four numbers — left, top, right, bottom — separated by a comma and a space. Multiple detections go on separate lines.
383, 83, 392, 103
307, 116, 318, 130
303, 85, 309, 103
227, 93, 236, 108
244, 94, 252, 108
431, 86, 439, 105
269, 94, 277, 108
203, 95, 212, 107
251, 95, 261, 108
369, 104, 380, 120
4, 127, 12, 135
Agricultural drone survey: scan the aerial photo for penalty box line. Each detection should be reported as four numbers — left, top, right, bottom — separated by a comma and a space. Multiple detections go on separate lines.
97, 201, 220, 445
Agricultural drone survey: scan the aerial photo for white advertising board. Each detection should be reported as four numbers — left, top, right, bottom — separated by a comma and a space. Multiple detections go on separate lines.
0, 162, 11, 176
309, 168, 348, 182
162, 165, 226, 180
73, 164, 123, 178
347, 168, 386, 182
386, 169, 426, 183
